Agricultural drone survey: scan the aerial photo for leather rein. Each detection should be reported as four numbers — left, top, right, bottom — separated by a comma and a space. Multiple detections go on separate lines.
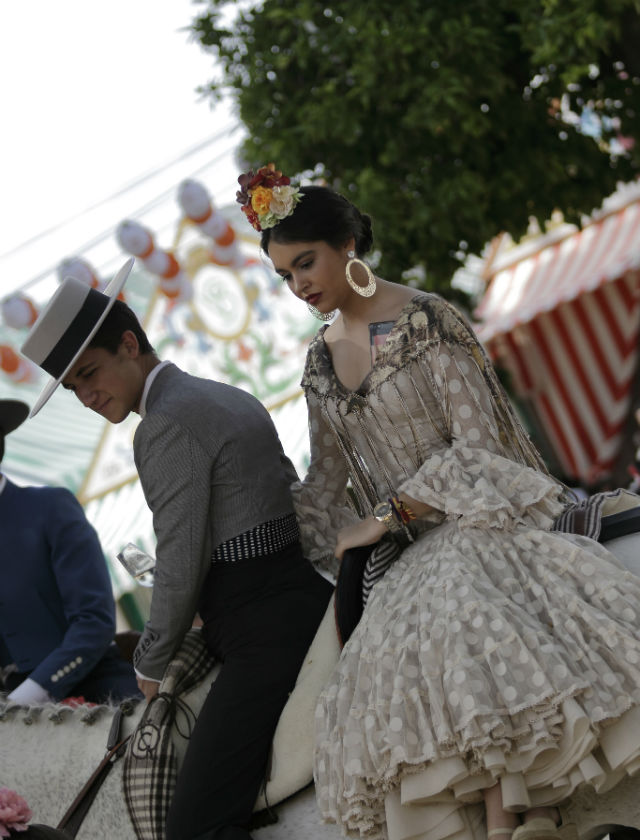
55, 699, 137, 837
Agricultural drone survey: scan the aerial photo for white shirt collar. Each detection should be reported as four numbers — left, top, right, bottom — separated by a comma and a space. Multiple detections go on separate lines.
0, 474, 6, 496
139, 360, 172, 419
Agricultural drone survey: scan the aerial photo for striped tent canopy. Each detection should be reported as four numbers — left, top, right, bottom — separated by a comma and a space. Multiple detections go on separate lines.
474, 183, 640, 485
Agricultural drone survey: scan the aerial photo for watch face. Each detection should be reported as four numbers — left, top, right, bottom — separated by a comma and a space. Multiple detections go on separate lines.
374, 501, 393, 520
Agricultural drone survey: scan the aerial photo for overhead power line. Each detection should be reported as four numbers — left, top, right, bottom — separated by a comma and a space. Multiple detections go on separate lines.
0, 121, 241, 263
0, 130, 245, 301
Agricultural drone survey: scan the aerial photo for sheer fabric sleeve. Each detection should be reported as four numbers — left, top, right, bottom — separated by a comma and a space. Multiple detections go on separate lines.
397, 299, 565, 532
291, 389, 359, 563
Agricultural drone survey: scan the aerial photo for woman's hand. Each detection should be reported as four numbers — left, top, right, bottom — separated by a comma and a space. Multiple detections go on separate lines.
335, 516, 387, 561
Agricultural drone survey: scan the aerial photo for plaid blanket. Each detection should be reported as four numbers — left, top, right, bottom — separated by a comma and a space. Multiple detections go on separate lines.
551, 487, 639, 539
123, 629, 215, 840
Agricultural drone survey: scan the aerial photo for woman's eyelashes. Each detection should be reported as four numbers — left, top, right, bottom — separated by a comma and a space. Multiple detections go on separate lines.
279, 260, 313, 283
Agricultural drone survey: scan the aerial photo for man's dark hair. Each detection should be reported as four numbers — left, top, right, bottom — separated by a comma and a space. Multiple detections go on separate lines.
89, 299, 155, 355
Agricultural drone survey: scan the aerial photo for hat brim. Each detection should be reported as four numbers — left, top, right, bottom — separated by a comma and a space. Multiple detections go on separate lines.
28, 257, 135, 418
0, 399, 30, 435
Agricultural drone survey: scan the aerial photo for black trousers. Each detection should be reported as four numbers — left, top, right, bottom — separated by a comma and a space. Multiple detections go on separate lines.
165, 543, 333, 840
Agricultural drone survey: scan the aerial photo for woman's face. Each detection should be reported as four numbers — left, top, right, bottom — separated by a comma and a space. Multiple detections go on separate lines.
268, 238, 353, 316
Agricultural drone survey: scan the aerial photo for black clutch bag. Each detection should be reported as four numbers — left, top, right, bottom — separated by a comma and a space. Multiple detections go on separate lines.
334, 543, 378, 648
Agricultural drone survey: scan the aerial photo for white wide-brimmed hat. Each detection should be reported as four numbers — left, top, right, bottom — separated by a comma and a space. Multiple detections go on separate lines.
21, 257, 135, 418
0, 399, 30, 436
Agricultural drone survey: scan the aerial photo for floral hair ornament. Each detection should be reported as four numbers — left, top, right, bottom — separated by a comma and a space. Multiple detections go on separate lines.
0, 787, 32, 837
236, 163, 302, 232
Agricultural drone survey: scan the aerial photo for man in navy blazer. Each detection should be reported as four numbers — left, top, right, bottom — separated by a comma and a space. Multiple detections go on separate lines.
0, 399, 139, 704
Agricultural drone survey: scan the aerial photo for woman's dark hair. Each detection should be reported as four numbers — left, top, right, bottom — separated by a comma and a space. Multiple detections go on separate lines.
260, 186, 374, 257
89, 299, 155, 355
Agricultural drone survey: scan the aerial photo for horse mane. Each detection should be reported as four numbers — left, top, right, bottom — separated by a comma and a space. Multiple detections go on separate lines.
0, 698, 125, 723
0, 697, 143, 740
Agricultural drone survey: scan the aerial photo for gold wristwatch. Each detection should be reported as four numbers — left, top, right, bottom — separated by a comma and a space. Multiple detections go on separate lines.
373, 500, 401, 532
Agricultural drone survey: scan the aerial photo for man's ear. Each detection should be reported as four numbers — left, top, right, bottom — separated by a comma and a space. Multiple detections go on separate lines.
120, 330, 140, 358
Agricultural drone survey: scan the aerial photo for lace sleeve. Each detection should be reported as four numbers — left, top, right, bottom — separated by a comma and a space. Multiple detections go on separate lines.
397, 299, 565, 531
291, 389, 359, 566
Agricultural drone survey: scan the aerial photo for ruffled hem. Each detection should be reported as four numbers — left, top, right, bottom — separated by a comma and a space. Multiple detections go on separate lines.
315, 702, 640, 840
313, 516, 640, 840
398, 441, 565, 531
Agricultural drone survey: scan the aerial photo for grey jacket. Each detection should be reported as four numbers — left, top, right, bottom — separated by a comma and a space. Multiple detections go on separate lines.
132, 364, 299, 680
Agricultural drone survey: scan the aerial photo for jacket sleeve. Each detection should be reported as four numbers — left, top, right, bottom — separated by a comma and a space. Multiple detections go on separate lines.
29, 488, 116, 700
133, 412, 213, 681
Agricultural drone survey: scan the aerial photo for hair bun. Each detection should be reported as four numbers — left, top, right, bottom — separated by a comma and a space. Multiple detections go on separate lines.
261, 185, 375, 256
357, 212, 374, 256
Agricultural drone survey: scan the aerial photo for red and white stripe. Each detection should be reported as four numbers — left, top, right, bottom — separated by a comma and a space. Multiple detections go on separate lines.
475, 199, 640, 483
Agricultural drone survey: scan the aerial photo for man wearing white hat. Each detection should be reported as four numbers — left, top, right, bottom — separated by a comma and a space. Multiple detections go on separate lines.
0, 398, 139, 704
21, 258, 333, 840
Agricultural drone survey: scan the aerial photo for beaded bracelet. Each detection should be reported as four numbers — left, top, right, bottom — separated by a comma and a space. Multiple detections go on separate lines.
389, 495, 417, 526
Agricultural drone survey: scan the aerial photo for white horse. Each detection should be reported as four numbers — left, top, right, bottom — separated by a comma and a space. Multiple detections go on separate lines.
3, 526, 640, 840
1, 599, 344, 840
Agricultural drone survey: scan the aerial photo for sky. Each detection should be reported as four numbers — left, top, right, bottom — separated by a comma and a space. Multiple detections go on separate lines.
0, 0, 244, 304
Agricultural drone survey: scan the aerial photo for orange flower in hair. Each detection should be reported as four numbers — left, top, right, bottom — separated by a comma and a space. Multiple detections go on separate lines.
250, 186, 273, 215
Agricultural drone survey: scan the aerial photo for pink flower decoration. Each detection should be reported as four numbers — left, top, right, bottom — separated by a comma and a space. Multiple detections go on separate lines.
0, 788, 32, 837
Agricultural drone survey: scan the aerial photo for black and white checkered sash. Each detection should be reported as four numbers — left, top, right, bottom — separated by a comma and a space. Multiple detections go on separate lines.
211, 513, 300, 563
123, 629, 215, 840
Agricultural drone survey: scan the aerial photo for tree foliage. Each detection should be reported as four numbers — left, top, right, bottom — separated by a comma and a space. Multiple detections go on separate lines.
190, 0, 640, 294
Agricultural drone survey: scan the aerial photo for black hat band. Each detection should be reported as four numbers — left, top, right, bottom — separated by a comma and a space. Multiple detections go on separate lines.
41, 289, 109, 379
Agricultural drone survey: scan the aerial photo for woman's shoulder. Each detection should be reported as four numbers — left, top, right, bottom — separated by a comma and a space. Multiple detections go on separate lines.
398, 293, 474, 342
403, 290, 459, 316
300, 326, 332, 392
304, 323, 330, 360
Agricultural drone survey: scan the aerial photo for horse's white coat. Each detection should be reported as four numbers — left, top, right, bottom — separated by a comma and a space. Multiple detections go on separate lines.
0, 598, 342, 839
2, 535, 639, 839
1, 698, 143, 838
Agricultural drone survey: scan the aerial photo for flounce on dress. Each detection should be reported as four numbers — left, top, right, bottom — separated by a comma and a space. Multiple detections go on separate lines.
291, 294, 640, 840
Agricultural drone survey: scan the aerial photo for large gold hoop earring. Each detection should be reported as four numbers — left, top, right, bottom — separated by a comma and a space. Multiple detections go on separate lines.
307, 302, 335, 322
345, 250, 376, 297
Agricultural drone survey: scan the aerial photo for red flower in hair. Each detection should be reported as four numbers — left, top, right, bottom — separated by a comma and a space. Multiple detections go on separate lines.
241, 203, 262, 232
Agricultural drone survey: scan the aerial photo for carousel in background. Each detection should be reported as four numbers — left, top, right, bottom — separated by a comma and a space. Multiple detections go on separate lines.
0, 179, 318, 628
